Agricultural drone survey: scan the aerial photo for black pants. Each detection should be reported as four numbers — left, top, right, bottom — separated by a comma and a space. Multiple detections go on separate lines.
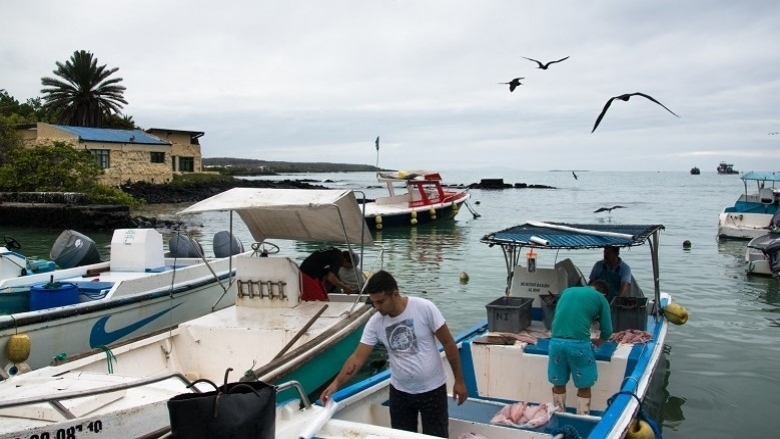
389, 384, 449, 438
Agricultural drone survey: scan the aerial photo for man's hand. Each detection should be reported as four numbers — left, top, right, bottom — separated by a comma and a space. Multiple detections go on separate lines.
452, 381, 467, 405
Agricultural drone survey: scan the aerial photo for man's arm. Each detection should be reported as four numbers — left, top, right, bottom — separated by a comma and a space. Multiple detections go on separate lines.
325, 271, 354, 294
435, 323, 467, 405
320, 342, 373, 403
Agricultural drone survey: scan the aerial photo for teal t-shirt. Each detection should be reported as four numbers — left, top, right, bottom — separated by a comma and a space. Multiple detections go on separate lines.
551, 286, 613, 341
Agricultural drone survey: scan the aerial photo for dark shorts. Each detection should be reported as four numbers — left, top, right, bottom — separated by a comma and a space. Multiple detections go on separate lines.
389, 384, 448, 438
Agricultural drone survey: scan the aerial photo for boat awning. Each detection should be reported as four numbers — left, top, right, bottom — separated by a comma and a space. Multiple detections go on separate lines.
741, 172, 780, 182
481, 222, 664, 250
178, 188, 373, 245
377, 170, 442, 182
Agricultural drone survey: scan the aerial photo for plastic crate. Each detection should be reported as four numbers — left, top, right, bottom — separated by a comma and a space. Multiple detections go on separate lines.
486, 296, 533, 333
610, 297, 648, 331
540, 293, 560, 330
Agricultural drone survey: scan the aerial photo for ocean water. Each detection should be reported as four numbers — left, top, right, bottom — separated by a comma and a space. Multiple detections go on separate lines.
4, 170, 779, 438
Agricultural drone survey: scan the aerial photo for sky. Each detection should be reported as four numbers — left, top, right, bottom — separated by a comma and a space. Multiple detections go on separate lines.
3, 1, 780, 172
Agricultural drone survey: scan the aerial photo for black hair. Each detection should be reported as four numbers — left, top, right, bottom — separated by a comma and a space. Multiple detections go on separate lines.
606, 246, 620, 255
365, 270, 397, 295
589, 279, 610, 296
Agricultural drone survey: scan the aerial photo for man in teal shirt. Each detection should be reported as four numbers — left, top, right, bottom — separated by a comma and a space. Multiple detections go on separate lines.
548, 280, 612, 415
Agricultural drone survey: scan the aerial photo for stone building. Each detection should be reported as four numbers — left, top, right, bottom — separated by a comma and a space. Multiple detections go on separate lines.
17, 123, 204, 186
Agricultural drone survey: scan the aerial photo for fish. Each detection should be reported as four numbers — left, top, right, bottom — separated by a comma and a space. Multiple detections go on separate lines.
609, 329, 653, 344
498, 332, 538, 345
491, 401, 555, 428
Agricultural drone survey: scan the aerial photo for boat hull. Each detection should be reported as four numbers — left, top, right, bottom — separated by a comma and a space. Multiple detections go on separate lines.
364, 198, 468, 229
718, 212, 776, 240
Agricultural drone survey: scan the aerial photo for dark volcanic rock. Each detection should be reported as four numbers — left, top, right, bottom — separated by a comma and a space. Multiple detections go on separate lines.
120, 179, 328, 204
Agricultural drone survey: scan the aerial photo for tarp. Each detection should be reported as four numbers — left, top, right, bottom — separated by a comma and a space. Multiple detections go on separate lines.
178, 188, 373, 245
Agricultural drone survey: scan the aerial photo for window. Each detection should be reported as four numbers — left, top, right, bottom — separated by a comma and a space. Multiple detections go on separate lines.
150, 152, 165, 163
179, 157, 194, 172
90, 149, 110, 168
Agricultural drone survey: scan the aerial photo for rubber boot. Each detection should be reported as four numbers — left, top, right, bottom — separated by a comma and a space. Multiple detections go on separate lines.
577, 397, 591, 415
553, 392, 566, 413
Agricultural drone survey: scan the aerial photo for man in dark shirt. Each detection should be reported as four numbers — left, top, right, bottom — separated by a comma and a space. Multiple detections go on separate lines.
299, 247, 355, 301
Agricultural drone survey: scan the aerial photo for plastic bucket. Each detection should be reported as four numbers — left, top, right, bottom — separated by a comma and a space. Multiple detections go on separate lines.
29, 283, 80, 311
0, 287, 31, 314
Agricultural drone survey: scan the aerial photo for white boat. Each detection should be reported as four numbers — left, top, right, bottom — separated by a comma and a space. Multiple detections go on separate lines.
267, 222, 684, 439
745, 231, 780, 277
0, 228, 243, 372
717, 172, 780, 240
363, 170, 478, 229
0, 188, 378, 438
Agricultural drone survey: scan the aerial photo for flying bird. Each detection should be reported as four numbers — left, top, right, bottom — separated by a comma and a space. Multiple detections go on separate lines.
522, 56, 569, 70
591, 92, 680, 133
594, 205, 625, 214
769, 132, 779, 135
572, 171, 578, 180
499, 77, 524, 92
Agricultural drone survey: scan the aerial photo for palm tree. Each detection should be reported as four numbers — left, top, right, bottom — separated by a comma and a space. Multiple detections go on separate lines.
40, 50, 128, 127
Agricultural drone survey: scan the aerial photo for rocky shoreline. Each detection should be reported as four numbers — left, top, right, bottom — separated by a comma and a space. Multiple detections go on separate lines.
120, 179, 328, 204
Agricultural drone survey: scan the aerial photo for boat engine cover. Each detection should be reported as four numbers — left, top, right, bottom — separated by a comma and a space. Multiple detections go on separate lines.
49, 230, 101, 269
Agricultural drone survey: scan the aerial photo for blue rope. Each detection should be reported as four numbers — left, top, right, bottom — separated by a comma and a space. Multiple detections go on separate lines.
607, 390, 663, 439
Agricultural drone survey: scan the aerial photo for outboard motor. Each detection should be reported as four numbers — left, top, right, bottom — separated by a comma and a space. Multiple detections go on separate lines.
764, 238, 780, 277
168, 233, 204, 258
212, 231, 244, 258
50, 230, 102, 269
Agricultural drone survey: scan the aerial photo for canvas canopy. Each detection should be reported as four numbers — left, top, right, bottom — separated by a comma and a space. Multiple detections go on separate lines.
178, 188, 373, 245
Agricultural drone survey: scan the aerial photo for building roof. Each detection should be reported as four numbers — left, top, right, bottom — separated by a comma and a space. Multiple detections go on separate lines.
146, 128, 205, 139
52, 125, 170, 145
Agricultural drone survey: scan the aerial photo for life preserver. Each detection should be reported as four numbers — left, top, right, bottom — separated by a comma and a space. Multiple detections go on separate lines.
626, 419, 655, 439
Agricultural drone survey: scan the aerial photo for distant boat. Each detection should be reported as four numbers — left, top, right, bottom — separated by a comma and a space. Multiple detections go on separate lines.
717, 172, 780, 239
717, 162, 739, 174
690, 167, 701, 175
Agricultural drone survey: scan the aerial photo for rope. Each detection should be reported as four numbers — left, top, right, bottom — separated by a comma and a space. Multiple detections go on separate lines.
607, 390, 663, 439
96, 345, 118, 374
552, 425, 582, 439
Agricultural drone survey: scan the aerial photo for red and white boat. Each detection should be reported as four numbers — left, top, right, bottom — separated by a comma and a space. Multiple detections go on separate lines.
362, 170, 476, 229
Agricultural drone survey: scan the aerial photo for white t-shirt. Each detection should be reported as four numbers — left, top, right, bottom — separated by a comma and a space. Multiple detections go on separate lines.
360, 296, 447, 394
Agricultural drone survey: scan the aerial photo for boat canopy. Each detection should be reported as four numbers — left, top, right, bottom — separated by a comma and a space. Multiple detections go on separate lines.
178, 188, 373, 245
481, 222, 665, 250
741, 172, 780, 182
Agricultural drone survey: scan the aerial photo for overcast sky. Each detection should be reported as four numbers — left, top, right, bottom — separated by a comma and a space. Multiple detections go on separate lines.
3, 1, 779, 172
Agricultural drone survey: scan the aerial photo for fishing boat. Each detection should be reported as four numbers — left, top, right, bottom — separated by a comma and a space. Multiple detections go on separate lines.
717, 172, 780, 240
716, 162, 739, 174
269, 222, 686, 439
362, 170, 478, 229
690, 167, 700, 175
0, 228, 244, 372
745, 230, 780, 277
0, 188, 379, 438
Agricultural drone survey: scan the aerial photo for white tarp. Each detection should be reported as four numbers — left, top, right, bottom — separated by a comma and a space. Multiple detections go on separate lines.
177, 188, 373, 245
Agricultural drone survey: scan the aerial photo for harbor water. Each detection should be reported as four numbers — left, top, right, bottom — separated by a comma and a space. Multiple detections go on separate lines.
4, 170, 779, 438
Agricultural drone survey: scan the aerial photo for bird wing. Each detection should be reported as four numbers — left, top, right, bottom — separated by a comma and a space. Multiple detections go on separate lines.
594, 207, 607, 213
548, 56, 570, 66
522, 57, 544, 68
631, 93, 680, 117
591, 97, 618, 133
612, 205, 625, 209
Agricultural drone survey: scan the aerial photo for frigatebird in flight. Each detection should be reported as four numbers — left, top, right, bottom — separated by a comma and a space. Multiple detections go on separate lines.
591, 92, 679, 133
594, 205, 625, 214
522, 56, 569, 70
500, 77, 524, 92
572, 171, 578, 180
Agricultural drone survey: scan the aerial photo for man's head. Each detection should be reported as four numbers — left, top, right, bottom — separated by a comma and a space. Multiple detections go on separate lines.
365, 270, 401, 316
589, 279, 609, 296
341, 250, 357, 268
603, 246, 620, 264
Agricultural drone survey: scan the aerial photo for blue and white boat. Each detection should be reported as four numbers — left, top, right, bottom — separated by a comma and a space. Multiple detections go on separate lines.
0, 228, 243, 372
270, 222, 685, 439
718, 171, 780, 240
0, 188, 378, 439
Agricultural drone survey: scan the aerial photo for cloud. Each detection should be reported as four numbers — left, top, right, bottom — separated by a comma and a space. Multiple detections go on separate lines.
3, 0, 780, 171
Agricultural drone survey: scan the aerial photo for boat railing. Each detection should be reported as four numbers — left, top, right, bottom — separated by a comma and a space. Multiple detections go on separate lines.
0, 372, 194, 420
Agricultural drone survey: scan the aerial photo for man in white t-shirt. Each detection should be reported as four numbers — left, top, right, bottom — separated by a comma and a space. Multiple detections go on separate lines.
320, 270, 466, 437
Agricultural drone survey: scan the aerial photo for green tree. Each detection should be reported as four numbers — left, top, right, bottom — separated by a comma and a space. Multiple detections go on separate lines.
103, 113, 138, 130
40, 50, 127, 127
0, 140, 102, 191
